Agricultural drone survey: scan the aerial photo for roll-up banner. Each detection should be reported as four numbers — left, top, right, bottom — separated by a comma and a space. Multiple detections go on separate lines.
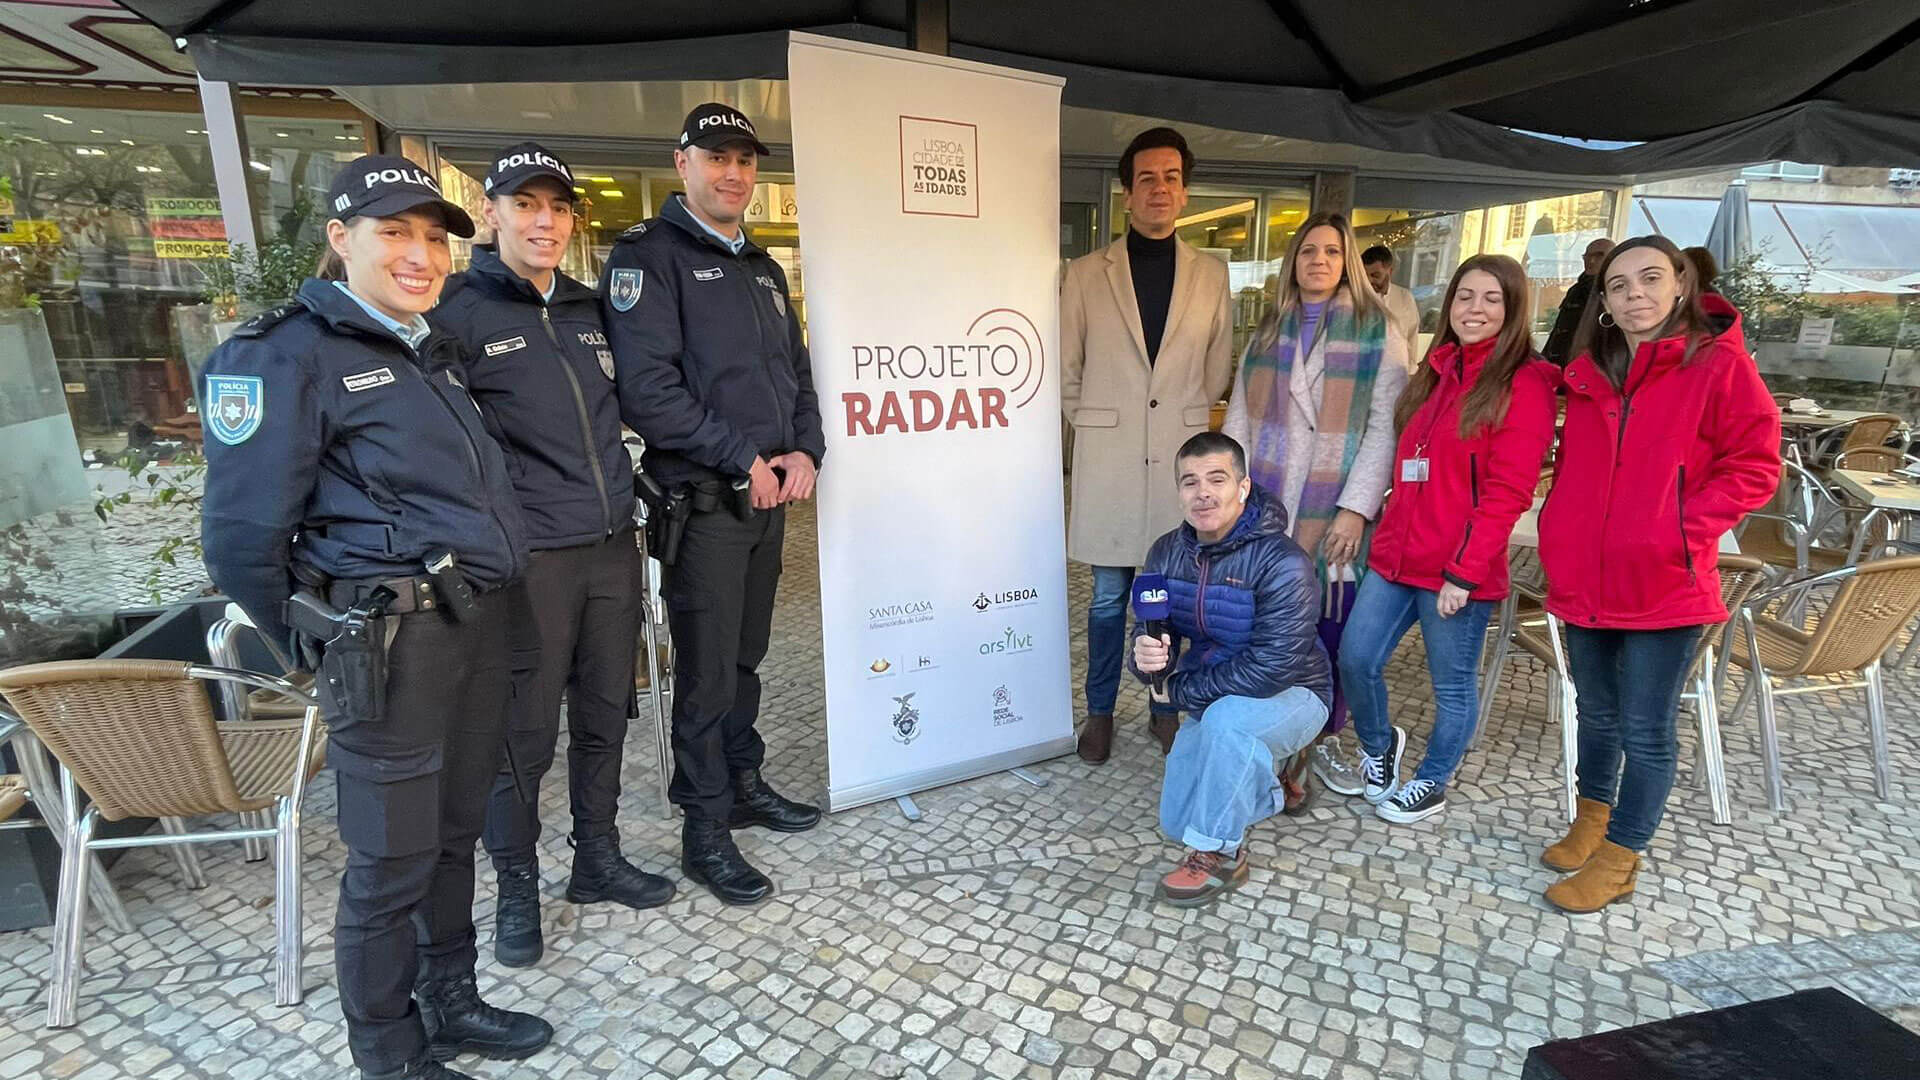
788, 32, 1073, 812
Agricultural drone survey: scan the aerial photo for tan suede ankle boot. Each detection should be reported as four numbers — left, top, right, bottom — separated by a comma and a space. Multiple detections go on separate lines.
1541, 797, 1611, 871
1544, 840, 1640, 913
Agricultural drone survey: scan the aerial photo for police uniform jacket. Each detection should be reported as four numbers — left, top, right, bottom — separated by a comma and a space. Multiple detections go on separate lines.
599, 193, 826, 486
200, 278, 530, 648
434, 244, 636, 548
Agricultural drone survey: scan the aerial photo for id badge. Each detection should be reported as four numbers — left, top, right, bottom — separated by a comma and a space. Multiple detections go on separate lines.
1400, 457, 1430, 483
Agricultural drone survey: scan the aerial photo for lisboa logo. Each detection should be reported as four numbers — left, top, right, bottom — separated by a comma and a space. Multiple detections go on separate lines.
841, 309, 1045, 437
891, 692, 921, 745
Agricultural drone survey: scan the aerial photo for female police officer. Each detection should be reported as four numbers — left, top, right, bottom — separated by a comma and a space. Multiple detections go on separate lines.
435, 142, 673, 970
199, 155, 551, 1080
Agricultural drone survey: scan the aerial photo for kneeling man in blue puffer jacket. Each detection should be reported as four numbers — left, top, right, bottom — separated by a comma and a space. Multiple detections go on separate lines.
1131, 431, 1333, 907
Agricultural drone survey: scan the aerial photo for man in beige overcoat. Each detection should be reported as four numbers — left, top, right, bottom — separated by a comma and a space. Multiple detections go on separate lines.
1060, 127, 1233, 764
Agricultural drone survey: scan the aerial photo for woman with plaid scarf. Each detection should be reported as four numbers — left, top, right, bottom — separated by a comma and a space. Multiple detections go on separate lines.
1222, 212, 1409, 803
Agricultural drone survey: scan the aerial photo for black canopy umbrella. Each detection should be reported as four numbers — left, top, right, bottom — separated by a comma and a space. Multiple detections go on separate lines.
114, 1, 1920, 173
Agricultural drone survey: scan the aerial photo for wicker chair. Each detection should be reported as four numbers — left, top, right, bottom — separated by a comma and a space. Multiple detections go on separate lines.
0, 660, 325, 1028
1728, 555, 1920, 811
1802, 413, 1904, 470
1507, 554, 1766, 825
0, 712, 134, 932
1833, 446, 1906, 473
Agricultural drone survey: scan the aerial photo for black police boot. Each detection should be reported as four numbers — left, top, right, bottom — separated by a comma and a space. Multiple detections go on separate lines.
416, 968, 553, 1062
490, 856, 543, 969
681, 812, 774, 906
728, 767, 822, 833
361, 1057, 477, 1080
565, 831, 675, 910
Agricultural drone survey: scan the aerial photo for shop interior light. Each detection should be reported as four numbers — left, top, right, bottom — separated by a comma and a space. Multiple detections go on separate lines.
598, 189, 624, 198
248, 161, 270, 172
580, 175, 617, 183
119, 139, 135, 145
89, 128, 104, 135
274, 131, 289, 138
589, 220, 603, 227
43, 113, 74, 125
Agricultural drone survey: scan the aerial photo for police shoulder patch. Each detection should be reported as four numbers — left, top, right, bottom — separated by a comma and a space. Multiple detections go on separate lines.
232, 303, 301, 339
205, 374, 265, 445
615, 221, 651, 242
608, 268, 645, 313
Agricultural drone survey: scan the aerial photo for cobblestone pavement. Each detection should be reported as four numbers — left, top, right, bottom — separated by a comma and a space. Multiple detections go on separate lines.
0, 499, 1916, 1079
7, 465, 206, 620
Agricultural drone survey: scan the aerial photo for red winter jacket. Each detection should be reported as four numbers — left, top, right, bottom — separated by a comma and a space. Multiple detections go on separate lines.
1368, 338, 1559, 601
1539, 295, 1781, 630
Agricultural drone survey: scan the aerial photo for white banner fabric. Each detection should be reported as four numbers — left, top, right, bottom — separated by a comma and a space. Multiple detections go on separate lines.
788, 33, 1073, 812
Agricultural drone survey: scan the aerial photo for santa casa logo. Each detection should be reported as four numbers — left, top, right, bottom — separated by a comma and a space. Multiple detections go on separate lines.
979, 627, 1035, 656
840, 309, 1044, 438
972, 586, 1039, 613
866, 598, 934, 631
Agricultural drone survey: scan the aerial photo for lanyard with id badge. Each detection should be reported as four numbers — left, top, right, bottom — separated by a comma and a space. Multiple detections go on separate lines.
1401, 447, 1431, 484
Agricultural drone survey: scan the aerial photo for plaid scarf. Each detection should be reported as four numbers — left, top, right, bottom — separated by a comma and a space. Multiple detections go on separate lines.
1237, 292, 1387, 606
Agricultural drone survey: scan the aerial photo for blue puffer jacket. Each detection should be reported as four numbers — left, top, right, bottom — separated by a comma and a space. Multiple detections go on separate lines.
1128, 483, 1333, 714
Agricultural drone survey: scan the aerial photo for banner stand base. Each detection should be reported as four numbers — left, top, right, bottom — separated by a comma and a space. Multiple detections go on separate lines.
1007, 767, 1048, 789
895, 795, 923, 822
830, 735, 1077, 815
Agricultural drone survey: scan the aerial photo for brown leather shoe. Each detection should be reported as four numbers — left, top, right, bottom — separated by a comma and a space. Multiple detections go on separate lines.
1148, 712, 1179, 755
1542, 797, 1612, 871
1076, 714, 1114, 764
1281, 751, 1317, 816
1544, 839, 1640, 913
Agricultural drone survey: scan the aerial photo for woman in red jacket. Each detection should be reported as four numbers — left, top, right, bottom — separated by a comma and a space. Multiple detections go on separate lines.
1338, 254, 1558, 824
1537, 235, 1779, 913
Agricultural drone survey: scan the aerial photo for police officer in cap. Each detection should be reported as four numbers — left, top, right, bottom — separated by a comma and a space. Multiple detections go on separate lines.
200, 155, 550, 1080
434, 142, 673, 969
601, 103, 825, 906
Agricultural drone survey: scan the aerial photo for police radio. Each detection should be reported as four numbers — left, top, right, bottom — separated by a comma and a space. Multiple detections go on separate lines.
1131, 572, 1173, 695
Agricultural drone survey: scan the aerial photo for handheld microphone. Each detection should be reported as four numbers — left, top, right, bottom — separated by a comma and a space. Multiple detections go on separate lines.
1131, 572, 1172, 695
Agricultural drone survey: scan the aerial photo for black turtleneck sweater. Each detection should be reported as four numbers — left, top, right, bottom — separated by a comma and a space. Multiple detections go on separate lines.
1127, 228, 1176, 364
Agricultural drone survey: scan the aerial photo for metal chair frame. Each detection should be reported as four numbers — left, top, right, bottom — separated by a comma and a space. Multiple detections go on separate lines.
1725, 560, 1920, 811
636, 525, 676, 820
29, 666, 321, 1028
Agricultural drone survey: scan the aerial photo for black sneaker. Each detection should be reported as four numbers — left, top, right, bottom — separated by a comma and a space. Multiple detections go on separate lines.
1376, 778, 1445, 824
1361, 726, 1407, 805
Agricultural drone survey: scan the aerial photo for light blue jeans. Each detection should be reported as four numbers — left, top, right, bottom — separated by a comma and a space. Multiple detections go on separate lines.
1159, 687, 1330, 853
1339, 575, 1494, 789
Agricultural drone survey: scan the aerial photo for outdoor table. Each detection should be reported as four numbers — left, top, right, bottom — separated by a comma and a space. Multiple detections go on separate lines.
1777, 406, 1893, 463
1827, 467, 1920, 564
1777, 406, 1884, 431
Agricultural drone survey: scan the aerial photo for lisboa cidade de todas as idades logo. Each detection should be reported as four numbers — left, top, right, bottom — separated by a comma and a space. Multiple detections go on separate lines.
841, 308, 1044, 437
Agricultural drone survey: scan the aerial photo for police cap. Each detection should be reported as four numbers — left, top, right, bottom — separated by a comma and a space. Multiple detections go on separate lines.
679, 103, 772, 157
484, 141, 575, 198
325, 153, 476, 238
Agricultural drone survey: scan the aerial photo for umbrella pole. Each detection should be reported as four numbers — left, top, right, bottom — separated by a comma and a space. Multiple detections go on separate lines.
1877, 301, 1911, 409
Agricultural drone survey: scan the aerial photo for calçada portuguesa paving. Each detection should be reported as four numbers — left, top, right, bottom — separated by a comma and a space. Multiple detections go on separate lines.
0, 499, 1915, 1079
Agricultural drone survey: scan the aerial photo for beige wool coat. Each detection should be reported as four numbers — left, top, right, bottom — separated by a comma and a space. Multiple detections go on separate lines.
1060, 235, 1234, 567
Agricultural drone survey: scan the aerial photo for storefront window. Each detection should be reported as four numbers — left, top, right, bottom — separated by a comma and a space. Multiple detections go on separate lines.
0, 103, 363, 445
440, 153, 807, 328
1110, 182, 1312, 360
1355, 190, 1616, 339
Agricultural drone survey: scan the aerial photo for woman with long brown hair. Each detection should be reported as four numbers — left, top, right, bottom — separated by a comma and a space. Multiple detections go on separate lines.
1536, 235, 1778, 911
1337, 255, 1558, 823
1222, 211, 1409, 797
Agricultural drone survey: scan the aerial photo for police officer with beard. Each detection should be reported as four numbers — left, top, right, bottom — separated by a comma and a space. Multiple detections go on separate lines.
200, 156, 549, 1080
434, 143, 673, 969
601, 104, 825, 906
